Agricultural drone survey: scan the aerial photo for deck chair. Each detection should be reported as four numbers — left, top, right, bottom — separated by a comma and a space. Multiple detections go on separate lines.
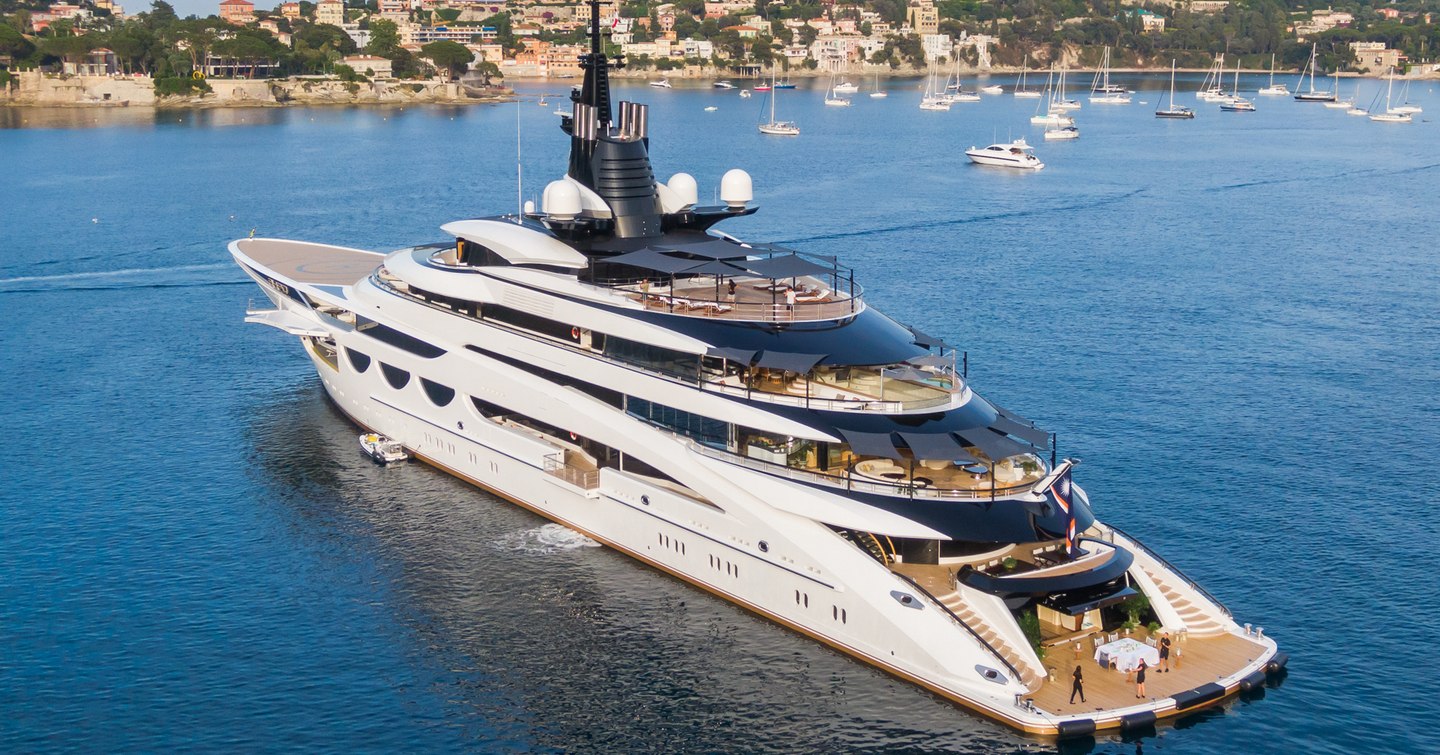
1109, 632, 1119, 643
1145, 637, 1157, 647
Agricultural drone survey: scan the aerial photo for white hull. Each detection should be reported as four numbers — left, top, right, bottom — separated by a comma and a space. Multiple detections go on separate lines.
1029, 113, 1073, 126
1013, 91, 1042, 99
758, 122, 799, 135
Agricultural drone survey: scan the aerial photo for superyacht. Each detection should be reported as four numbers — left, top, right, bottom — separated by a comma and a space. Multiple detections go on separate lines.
231, 2, 1285, 737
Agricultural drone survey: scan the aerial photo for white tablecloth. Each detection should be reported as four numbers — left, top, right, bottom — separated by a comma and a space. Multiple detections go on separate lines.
1094, 637, 1160, 673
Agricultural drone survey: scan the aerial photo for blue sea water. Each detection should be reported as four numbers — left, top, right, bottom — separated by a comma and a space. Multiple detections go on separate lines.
2, 74, 1438, 753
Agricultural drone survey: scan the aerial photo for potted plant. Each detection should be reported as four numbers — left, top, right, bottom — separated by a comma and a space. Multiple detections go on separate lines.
1120, 593, 1151, 631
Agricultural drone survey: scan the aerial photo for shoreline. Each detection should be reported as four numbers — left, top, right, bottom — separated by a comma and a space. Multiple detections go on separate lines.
1, 71, 514, 109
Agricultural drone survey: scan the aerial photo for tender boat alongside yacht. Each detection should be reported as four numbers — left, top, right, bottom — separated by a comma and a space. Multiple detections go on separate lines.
359, 432, 409, 464
231, 2, 1285, 736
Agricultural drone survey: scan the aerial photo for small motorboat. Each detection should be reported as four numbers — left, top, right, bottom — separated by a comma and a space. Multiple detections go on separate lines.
649, 79, 672, 88
739, 89, 752, 98
704, 106, 718, 111
713, 80, 735, 89
980, 84, 1004, 95
360, 433, 409, 464
1043, 125, 1079, 140
965, 138, 1045, 170
832, 81, 859, 94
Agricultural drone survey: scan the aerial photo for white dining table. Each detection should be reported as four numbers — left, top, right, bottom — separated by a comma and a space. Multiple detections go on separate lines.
1094, 637, 1160, 673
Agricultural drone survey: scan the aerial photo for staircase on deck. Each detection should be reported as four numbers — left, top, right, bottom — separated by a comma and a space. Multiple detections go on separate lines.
934, 586, 1044, 690
1139, 565, 1226, 636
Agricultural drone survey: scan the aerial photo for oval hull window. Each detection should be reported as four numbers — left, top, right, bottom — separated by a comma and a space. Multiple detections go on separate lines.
380, 363, 410, 390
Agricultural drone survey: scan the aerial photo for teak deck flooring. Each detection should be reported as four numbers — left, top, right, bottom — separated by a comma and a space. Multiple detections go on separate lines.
238, 238, 383, 286
1030, 629, 1265, 715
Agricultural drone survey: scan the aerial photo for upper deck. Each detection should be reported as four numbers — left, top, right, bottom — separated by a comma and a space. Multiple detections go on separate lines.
232, 238, 383, 287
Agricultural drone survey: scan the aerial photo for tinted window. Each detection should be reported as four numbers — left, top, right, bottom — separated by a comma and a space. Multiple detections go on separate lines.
355, 315, 446, 358
346, 348, 372, 373
421, 378, 455, 407
380, 363, 410, 390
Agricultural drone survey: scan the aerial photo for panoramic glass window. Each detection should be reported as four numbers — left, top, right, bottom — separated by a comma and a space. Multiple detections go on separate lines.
380, 363, 410, 390
421, 378, 455, 407
346, 348, 372, 373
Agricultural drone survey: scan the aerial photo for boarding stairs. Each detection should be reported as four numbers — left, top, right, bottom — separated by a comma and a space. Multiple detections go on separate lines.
933, 587, 1044, 690
1140, 566, 1226, 637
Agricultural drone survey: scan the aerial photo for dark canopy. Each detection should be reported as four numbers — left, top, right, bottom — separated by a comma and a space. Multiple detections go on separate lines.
648, 236, 752, 260
991, 415, 1051, 448
705, 346, 756, 364
907, 325, 950, 350
754, 351, 826, 373
605, 248, 707, 274
958, 427, 1034, 461
740, 254, 836, 280
897, 431, 974, 462
838, 428, 902, 460
684, 259, 751, 276
907, 354, 952, 368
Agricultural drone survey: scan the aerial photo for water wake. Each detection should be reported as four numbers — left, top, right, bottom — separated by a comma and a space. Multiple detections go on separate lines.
492, 523, 600, 555
780, 188, 1146, 244
0, 262, 241, 294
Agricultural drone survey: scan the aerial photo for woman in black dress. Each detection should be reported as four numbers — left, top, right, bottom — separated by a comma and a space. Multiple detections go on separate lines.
1135, 659, 1148, 698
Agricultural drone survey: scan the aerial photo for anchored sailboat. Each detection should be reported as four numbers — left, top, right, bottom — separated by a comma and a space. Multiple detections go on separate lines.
758, 70, 799, 135
1294, 43, 1336, 102
1156, 61, 1195, 119
1258, 54, 1289, 96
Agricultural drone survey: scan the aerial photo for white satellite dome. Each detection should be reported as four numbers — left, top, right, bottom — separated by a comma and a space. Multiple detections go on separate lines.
542, 180, 582, 220
666, 173, 698, 208
719, 169, 752, 209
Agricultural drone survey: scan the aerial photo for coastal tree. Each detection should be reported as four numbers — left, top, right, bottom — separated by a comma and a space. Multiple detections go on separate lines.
365, 18, 400, 57
472, 60, 501, 85
0, 22, 35, 63
420, 40, 471, 80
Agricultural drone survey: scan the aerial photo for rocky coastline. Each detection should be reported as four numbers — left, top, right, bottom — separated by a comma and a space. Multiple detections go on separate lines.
1, 71, 512, 108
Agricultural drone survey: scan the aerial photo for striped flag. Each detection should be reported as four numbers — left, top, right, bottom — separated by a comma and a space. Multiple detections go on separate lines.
1049, 466, 1077, 557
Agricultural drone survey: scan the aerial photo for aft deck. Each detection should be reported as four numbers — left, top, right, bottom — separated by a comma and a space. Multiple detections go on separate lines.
234, 238, 384, 286
892, 558, 1277, 732
1031, 628, 1268, 718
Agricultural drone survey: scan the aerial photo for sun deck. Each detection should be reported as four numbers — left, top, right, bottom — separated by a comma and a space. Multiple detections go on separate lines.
235, 238, 384, 287
624, 274, 862, 323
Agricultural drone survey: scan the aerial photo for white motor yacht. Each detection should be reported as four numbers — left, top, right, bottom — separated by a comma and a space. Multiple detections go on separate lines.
965, 138, 1045, 170
713, 80, 735, 89
1043, 126, 1079, 140
832, 80, 859, 94
650, 79, 673, 88
232, 2, 1285, 737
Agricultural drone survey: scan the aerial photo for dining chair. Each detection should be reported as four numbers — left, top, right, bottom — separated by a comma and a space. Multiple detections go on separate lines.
1109, 632, 1119, 643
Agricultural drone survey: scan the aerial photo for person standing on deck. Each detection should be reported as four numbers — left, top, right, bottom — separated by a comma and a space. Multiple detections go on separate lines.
1135, 659, 1148, 698
1070, 665, 1086, 704
1159, 634, 1172, 672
